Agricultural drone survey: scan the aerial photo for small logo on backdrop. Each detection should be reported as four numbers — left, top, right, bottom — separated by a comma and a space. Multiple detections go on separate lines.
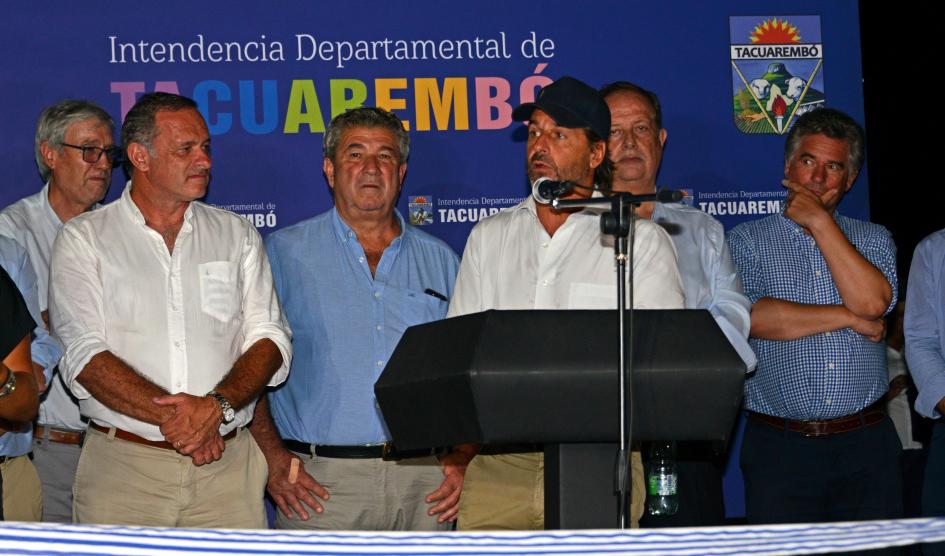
409, 196, 434, 225
730, 16, 826, 134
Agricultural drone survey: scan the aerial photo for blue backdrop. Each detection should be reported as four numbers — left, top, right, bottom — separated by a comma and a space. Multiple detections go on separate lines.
0, 0, 868, 518
1, 0, 868, 255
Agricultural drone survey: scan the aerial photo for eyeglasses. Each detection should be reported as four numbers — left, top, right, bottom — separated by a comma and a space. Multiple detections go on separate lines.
61, 143, 122, 165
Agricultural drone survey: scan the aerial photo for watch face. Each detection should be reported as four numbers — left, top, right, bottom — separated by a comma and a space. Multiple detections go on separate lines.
223, 408, 235, 422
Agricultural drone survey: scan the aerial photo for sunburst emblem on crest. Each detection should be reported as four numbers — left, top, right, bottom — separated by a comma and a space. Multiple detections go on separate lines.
750, 19, 801, 44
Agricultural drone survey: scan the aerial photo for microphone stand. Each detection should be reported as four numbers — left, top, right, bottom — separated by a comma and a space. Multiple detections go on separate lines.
552, 191, 637, 529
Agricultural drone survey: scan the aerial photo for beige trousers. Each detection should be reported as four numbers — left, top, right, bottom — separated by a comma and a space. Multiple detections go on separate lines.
1, 454, 42, 521
458, 450, 645, 530
277, 452, 450, 531
73, 427, 267, 528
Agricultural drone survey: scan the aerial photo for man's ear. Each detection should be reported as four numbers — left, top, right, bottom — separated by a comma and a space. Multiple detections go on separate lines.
39, 141, 58, 172
323, 157, 336, 190
126, 142, 151, 173
589, 140, 606, 170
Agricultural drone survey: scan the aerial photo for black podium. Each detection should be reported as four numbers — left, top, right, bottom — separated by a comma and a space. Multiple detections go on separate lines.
375, 309, 745, 528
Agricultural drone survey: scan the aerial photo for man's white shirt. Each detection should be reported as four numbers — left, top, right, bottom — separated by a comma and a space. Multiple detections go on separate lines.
49, 184, 292, 440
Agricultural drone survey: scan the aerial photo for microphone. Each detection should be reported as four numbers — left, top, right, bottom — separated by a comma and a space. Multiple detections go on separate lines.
531, 177, 574, 204
550, 188, 686, 210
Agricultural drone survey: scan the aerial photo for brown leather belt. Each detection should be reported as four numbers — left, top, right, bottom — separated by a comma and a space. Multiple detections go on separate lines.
749, 403, 886, 437
33, 424, 85, 445
90, 422, 237, 450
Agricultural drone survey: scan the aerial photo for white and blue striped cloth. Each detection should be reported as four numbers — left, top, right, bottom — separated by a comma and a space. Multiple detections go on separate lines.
1, 518, 944, 555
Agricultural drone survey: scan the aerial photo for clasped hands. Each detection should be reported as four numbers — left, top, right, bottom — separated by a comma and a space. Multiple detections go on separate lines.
153, 393, 225, 466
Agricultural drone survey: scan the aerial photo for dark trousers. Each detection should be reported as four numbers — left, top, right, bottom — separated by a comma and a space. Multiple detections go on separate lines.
921, 422, 945, 556
741, 415, 903, 524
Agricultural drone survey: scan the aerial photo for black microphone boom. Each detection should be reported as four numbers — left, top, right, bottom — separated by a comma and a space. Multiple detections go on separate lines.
616, 189, 684, 205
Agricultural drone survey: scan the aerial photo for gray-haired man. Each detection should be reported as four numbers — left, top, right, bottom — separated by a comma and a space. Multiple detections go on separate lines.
0, 99, 117, 522
250, 106, 463, 530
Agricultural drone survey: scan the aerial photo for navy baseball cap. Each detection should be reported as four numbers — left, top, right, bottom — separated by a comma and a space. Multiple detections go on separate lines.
512, 76, 611, 141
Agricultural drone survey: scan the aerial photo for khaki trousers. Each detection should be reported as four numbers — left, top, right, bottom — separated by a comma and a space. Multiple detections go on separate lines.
459, 450, 645, 530
277, 452, 450, 531
0, 454, 42, 521
74, 427, 267, 528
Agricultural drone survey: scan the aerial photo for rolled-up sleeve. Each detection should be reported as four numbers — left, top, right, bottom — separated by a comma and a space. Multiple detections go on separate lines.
48, 223, 110, 399
239, 224, 292, 386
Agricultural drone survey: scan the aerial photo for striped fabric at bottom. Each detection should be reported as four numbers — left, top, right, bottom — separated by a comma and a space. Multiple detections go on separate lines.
0, 518, 943, 555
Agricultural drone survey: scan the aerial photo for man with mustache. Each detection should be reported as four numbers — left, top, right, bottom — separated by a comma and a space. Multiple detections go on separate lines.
727, 108, 902, 527
48, 93, 292, 527
0, 100, 113, 522
448, 76, 684, 529
601, 81, 755, 526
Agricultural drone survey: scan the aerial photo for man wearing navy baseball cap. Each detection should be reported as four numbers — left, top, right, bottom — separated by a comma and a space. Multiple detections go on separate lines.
447, 76, 685, 529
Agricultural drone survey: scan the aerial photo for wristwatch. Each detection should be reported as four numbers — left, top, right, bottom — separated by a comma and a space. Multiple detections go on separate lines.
207, 390, 235, 424
0, 367, 16, 399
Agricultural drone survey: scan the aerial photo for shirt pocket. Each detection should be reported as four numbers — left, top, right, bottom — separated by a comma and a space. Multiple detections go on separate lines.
567, 282, 616, 309
199, 261, 240, 323
401, 287, 450, 327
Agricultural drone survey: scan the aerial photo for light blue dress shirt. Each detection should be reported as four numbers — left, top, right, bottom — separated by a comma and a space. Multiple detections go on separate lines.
905, 228, 945, 419
0, 235, 60, 456
266, 209, 459, 445
728, 211, 897, 420
653, 202, 756, 371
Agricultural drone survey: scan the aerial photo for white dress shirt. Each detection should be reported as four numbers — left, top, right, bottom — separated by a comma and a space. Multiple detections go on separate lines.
49, 184, 292, 440
0, 183, 62, 311
448, 196, 685, 316
0, 182, 83, 430
654, 202, 757, 371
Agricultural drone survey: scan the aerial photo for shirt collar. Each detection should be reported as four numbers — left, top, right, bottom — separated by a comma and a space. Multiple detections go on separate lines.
40, 182, 64, 228
330, 206, 407, 246
122, 180, 195, 227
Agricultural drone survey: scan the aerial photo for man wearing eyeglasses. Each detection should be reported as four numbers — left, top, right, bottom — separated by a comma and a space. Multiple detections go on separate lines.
0, 99, 117, 522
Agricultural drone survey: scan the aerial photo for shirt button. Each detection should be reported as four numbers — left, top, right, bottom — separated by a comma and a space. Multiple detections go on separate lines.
347, 231, 354, 238
377, 360, 384, 367
376, 325, 383, 331
827, 362, 835, 370
825, 399, 833, 405
815, 270, 822, 277
374, 292, 381, 299
541, 280, 548, 286
174, 341, 181, 349
359, 256, 365, 263
825, 331, 832, 337
542, 242, 549, 248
